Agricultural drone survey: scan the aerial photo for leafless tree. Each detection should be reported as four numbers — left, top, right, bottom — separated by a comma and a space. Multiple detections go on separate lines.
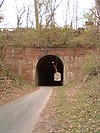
95, 0, 100, 32
45, 0, 60, 28
0, 0, 4, 8
33, 0, 60, 28
34, 0, 39, 28
26, 6, 30, 28
65, 0, 79, 29
0, 0, 5, 24
15, 1, 26, 28
75, 0, 78, 29
0, 15, 3, 22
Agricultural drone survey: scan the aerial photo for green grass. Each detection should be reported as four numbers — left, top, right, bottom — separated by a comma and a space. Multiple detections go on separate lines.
55, 77, 100, 133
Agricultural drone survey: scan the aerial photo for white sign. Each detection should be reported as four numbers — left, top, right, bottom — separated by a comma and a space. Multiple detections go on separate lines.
54, 72, 61, 81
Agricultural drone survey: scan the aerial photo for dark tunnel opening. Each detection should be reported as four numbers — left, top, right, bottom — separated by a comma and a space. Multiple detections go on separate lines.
36, 55, 64, 86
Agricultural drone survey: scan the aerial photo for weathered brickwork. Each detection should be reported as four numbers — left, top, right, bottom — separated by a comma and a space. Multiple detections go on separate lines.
1, 46, 100, 85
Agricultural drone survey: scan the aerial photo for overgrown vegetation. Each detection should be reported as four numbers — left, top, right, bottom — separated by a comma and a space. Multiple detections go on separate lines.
71, 28, 100, 47
55, 77, 100, 133
0, 27, 100, 48
83, 51, 100, 75
81, 51, 100, 84
0, 58, 35, 87
0, 59, 36, 105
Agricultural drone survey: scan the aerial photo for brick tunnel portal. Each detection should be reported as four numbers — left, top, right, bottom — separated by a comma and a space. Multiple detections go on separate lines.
36, 55, 64, 86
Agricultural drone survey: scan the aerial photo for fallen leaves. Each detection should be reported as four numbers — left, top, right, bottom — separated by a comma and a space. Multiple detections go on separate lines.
55, 77, 100, 133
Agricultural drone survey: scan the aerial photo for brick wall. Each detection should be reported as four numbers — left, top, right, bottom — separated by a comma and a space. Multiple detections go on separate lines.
1, 46, 100, 85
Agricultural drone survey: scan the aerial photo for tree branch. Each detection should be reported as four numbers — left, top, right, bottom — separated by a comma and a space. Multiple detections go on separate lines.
0, 0, 4, 8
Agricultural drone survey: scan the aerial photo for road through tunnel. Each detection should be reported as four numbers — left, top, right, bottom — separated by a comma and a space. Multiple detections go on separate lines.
36, 55, 64, 86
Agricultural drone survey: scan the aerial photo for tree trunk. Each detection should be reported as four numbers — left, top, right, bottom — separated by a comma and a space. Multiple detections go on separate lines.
95, 0, 100, 32
0, 0, 4, 8
34, 0, 39, 28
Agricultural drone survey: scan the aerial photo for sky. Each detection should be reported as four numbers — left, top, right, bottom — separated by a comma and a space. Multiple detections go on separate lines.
0, 0, 95, 28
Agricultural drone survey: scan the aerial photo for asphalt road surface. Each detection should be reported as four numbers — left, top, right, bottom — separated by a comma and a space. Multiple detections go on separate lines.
0, 87, 52, 133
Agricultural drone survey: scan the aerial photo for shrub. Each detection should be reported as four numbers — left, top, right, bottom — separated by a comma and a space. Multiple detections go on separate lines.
83, 51, 100, 76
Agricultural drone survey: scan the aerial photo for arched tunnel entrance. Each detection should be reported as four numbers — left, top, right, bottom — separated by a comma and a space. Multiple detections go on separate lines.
36, 55, 64, 86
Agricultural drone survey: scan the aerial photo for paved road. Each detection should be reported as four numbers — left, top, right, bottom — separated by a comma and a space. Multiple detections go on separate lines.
0, 87, 52, 133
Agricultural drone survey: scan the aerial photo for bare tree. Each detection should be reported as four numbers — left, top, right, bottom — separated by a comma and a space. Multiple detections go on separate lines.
26, 5, 34, 28
15, 1, 26, 28
0, 0, 4, 8
83, 7, 97, 26
65, 0, 79, 29
75, 0, 78, 29
26, 6, 30, 28
34, 0, 39, 28
0, 0, 5, 24
95, 0, 100, 32
17, 8, 26, 28
34, 0, 46, 28
44, 0, 60, 28
0, 0, 4, 22
0, 15, 4, 23
33, 0, 60, 28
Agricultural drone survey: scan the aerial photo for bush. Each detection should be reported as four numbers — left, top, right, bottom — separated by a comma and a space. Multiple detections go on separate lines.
0, 27, 100, 48
83, 51, 100, 76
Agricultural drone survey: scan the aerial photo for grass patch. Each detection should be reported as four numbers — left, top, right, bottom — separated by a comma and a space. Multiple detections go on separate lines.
55, 77, 100, 133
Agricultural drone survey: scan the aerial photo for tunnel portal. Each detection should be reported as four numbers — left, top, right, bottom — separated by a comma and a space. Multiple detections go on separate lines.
36, 55, 64, 86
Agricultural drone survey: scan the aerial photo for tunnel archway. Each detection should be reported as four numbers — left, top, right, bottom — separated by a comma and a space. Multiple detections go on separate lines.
36, 55, 64, 86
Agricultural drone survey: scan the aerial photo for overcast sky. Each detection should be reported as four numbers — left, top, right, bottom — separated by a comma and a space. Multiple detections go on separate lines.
0, 0, 94, 28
